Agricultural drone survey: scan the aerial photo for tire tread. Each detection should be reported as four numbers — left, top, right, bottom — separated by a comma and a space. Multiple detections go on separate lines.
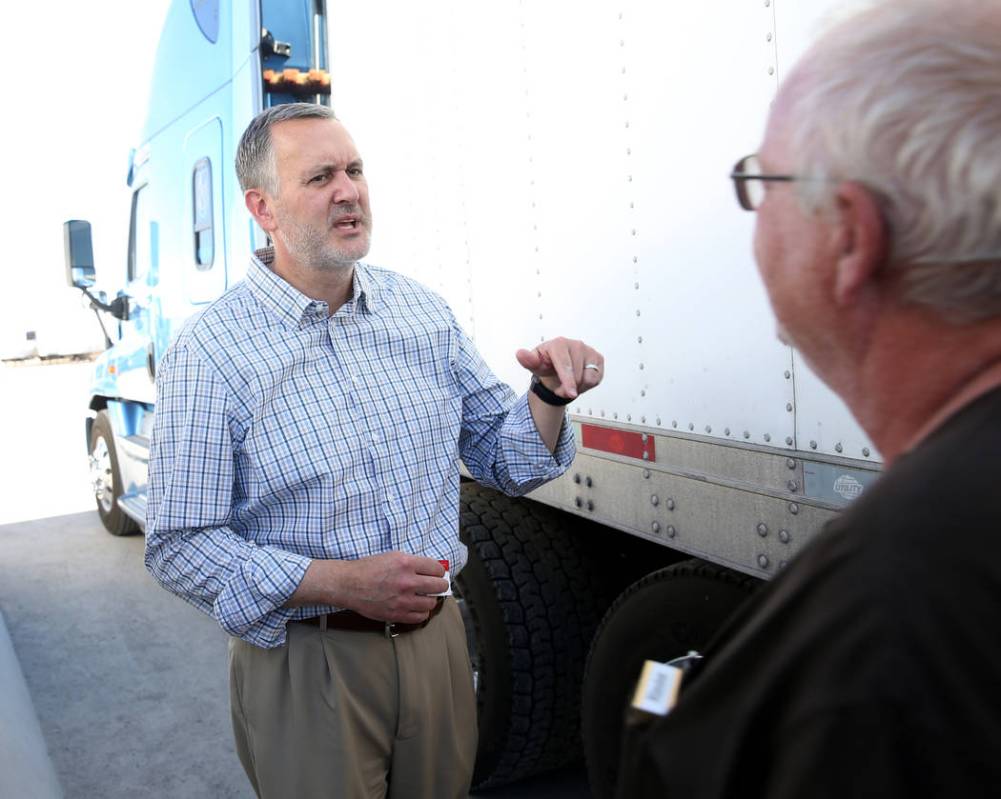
459, 484, 611, 789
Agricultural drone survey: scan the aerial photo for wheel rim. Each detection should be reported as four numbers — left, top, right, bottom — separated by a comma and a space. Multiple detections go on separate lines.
454, 589, 481, 695
90, 436, 114, 513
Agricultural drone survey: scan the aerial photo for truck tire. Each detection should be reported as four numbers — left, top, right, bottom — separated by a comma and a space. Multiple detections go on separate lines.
455, 483, 611, 790
89, 410, 139, 536
582, 560, 758, 799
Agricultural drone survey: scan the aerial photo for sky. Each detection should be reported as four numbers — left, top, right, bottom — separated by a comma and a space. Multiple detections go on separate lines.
1, 1, 172, 357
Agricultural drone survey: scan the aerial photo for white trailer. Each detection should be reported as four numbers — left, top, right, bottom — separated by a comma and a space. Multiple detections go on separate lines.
326, 1, 878, 794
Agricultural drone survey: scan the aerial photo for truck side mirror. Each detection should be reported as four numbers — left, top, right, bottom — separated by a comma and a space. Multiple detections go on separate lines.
64, 219, 96, 288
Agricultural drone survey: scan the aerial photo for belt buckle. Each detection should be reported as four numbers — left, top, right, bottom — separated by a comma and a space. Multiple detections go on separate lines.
385, 622, 399, 639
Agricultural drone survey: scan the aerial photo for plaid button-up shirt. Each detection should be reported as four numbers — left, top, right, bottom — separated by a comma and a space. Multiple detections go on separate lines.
145, 249, 574, 648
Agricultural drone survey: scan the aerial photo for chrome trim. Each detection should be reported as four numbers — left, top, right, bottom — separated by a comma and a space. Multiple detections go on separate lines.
90, 437, 113, 513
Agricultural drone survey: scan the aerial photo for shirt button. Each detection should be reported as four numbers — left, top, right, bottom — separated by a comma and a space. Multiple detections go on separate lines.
372, 433, 381, 443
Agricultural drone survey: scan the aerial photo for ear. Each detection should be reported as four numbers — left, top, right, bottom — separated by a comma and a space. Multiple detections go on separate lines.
244, 189, 279, 233
831, 182, 888, 306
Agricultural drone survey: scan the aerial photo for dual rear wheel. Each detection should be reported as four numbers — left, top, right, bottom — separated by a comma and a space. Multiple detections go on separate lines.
456, 484, 757, 794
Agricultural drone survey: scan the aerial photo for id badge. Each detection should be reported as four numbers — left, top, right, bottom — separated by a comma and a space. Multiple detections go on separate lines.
630, 651, 703, 717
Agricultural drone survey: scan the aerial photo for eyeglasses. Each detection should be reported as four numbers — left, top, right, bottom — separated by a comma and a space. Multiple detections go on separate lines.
730, 154, 799, 211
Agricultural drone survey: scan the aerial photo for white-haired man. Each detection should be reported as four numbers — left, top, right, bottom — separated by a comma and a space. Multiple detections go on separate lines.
145, 103, 603, 799
618, 1, 1001, 796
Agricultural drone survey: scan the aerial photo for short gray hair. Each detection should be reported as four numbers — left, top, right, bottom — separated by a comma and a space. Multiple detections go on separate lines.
235, 103, 338, 195
785, 0, 1001, 322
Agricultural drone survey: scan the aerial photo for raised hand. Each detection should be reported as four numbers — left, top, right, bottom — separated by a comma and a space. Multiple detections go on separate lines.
516, 336, 604, 399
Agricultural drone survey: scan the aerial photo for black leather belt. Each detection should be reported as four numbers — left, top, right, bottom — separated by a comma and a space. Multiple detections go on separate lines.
300, 597, 445, 638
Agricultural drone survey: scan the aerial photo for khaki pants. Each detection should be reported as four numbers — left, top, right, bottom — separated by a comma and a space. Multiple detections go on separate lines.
228, 599, 477, 799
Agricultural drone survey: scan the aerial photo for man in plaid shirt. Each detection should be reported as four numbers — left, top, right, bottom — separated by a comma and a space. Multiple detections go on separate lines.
145, 102, 604, 799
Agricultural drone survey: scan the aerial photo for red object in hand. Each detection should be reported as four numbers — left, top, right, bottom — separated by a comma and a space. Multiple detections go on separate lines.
433, 559, 453, 597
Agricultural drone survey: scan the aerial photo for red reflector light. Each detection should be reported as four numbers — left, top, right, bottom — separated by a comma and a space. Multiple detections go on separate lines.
581, 424, 655, 462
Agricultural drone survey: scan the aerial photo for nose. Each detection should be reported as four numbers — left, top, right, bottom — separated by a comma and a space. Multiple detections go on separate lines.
331, 170, 360, 204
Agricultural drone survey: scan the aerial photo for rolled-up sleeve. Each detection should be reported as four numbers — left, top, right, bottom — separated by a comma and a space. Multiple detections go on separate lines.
451, 319, 575, 494
145, 344, 310, 648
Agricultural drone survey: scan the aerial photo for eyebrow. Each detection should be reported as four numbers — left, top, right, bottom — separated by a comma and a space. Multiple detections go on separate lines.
303, 159, 363, 176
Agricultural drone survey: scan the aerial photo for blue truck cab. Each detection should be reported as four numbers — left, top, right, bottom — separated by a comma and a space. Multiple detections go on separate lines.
64, 0, 330, 535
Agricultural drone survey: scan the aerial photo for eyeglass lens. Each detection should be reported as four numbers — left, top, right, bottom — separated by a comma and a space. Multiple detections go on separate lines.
734, 155, 764, 211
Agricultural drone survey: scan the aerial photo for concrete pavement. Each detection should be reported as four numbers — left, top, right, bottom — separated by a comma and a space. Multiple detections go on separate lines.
0, 512, 251, 798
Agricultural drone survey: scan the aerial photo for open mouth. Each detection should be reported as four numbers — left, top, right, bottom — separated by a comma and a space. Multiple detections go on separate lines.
334, 216, 359, 230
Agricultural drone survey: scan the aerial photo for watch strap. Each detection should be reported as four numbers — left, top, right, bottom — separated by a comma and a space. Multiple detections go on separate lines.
530, 374, 573, 406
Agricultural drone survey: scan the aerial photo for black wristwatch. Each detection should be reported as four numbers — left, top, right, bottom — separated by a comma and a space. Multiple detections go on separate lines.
530, 374, 573, 406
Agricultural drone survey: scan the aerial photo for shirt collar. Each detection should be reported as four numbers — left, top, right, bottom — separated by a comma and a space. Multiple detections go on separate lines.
247, 246, 378, 326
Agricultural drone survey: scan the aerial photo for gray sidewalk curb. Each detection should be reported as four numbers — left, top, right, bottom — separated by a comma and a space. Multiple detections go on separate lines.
0, 609, 63, 799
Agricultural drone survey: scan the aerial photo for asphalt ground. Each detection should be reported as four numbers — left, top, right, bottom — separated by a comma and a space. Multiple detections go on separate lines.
0, 360, 591, 798
0, 512, 250, 798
